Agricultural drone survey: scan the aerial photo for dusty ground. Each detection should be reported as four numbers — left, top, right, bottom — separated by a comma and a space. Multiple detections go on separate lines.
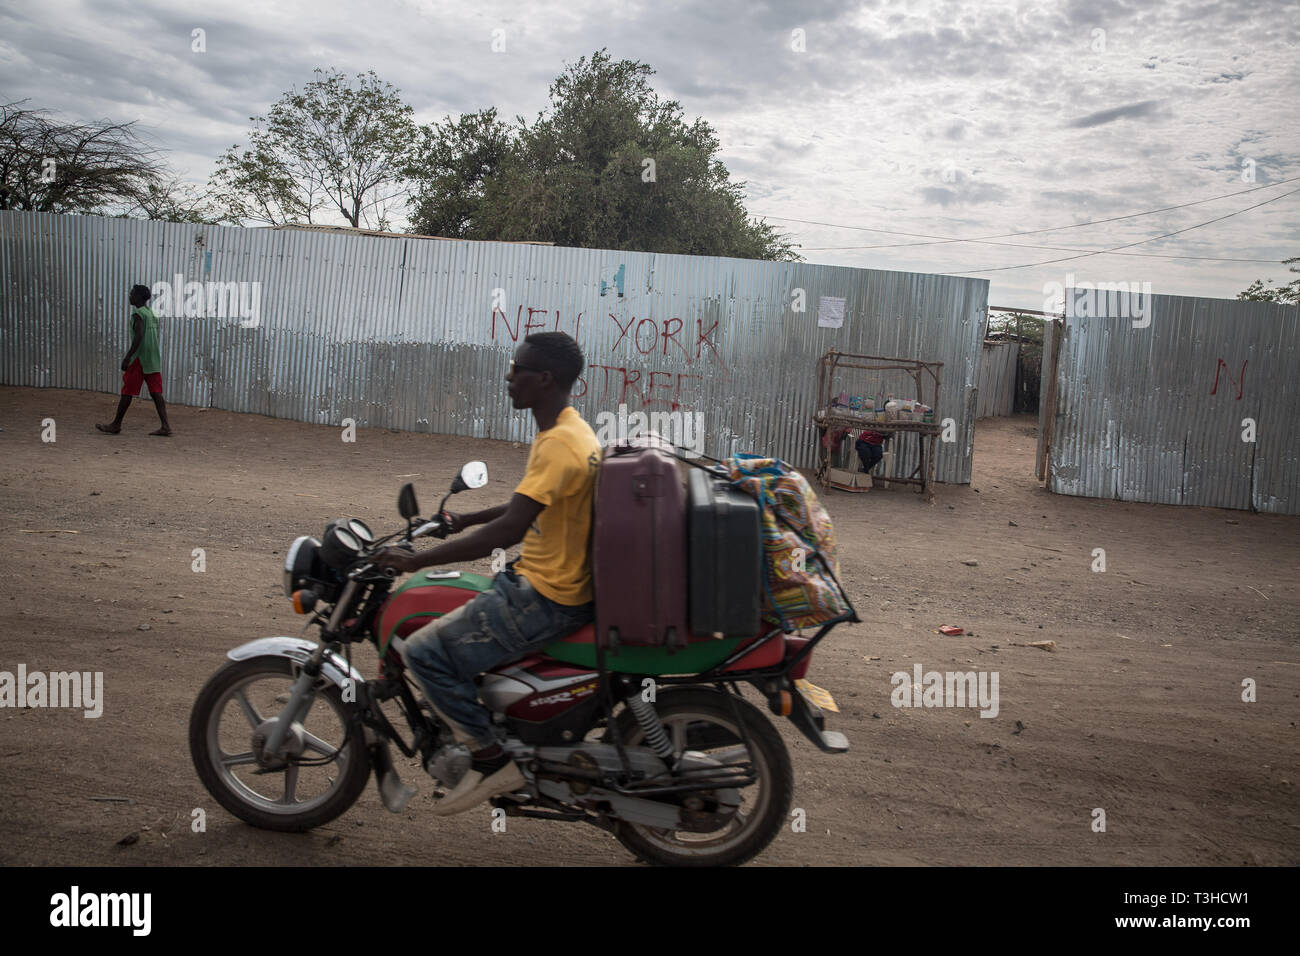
0, 385, 1296, 867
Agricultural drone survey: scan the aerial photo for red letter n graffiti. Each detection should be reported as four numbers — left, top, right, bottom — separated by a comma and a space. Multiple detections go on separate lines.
1210, 358, 1247, 400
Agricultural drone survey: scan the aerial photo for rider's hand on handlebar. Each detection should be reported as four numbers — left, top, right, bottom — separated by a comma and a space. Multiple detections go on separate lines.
373, 547, 419, 575
439, 511, 462, 535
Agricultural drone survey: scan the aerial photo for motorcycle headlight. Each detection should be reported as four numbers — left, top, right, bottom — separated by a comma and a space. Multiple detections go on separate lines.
284, 536, 322, 597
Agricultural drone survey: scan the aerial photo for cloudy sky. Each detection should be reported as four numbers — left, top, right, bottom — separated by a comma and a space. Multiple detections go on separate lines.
2, 0, 1297, 309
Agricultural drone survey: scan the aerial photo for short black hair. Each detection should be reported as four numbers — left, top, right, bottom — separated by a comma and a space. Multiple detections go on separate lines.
131, 284, 152, 301
522, 332, 585, 390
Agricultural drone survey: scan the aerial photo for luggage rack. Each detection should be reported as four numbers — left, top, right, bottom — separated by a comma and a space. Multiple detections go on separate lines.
813, 350, 943, 502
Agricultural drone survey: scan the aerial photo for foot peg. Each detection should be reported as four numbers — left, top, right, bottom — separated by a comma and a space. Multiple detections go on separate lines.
817, 730, 850, 753
787, 692, 851, 754
371, 742, 418, 813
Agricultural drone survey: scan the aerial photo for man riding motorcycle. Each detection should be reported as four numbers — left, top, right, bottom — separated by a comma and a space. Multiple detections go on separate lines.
373, 331, 601, 815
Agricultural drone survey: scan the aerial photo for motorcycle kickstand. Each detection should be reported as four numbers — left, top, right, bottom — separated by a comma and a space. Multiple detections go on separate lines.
369, 739, 417, 813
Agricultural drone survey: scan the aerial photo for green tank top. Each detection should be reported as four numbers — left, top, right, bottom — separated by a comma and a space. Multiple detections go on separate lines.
129, 306, 161, 374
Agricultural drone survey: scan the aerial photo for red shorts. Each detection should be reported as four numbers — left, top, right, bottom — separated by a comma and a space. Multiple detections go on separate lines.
121, 360, 163, 396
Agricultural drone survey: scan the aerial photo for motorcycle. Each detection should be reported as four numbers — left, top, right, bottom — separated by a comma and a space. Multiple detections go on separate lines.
189, 460, 854, 866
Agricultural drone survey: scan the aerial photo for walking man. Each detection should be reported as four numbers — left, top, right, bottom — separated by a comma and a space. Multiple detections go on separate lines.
97, 284, 171, 436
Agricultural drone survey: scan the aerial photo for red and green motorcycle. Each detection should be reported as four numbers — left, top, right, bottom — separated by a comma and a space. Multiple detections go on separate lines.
189, 462, 852, 866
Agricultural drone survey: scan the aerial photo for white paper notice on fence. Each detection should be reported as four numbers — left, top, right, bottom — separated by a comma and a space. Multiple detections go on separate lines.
817, 295, 845, 328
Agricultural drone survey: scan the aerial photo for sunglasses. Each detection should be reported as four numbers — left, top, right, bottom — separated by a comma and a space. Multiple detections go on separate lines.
508, 360, 546, 376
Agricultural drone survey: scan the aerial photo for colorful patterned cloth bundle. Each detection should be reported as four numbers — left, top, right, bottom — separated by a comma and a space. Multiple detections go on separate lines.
725, 455, 852, 631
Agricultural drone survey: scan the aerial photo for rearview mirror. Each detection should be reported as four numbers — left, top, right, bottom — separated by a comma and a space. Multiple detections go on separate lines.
397, 483, 419, 519
449, 461, 488, 495
460, 461, 488, 490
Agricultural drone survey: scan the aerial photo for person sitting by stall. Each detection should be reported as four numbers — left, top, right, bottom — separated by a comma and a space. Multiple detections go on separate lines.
856, 429, 890, 474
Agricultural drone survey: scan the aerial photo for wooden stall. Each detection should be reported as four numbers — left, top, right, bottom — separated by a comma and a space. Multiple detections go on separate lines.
813, 351, 944, 501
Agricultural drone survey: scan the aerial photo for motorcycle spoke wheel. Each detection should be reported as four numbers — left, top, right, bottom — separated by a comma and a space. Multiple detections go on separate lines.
189, 656, 371, 832
614, 688, 792, 867
213, 672, 346, 812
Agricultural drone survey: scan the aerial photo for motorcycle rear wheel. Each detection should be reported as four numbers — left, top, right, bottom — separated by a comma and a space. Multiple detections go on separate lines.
612, 687, 793, 867
189, 656, 371, 832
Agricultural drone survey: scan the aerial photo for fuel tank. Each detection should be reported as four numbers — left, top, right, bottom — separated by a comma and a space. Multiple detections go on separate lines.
376, 570, 493, 653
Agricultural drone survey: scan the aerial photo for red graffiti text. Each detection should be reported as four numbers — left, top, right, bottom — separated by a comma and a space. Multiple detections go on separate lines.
575, 364, 702, 412
490, 306, 583, 342
1210, 358, 1247, 400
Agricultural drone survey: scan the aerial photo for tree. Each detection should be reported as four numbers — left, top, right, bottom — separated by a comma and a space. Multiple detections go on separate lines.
407, 51, 799, 260
123, 176, 219, 224
209, 69, 417, 229
1237, 257, 1299, 305
0, 100, 170, 214
406, 108, 513, 238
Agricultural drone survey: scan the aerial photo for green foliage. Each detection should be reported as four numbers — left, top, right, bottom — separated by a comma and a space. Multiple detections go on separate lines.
405, 108, 513, 239
1236, 257, 1299, 305
9, 52, 795, 256
209, 69, 417, 228
987, 311, 1045, 345
407, 50, 799, 260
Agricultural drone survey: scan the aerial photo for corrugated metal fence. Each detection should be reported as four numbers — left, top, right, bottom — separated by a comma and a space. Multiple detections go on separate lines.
1044, 291, 1299, 514
0, 210, 989, 480
976, 340, 1018, 418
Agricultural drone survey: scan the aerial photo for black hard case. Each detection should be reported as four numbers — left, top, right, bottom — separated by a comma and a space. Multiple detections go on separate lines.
686, 468, 763, 638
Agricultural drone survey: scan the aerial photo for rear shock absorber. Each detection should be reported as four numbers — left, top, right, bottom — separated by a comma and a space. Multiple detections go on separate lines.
626, 691, 675, 761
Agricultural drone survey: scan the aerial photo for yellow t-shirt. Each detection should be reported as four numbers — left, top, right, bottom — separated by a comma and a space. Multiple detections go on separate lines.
513, 406, 602, 605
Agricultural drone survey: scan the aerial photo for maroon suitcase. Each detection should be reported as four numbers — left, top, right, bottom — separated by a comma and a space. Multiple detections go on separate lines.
592, 444, 690, 650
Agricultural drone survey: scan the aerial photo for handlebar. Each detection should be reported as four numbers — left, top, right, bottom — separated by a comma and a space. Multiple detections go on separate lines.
345, 514, 454, 581
412, 513, 452, 540
348, 561, 397, 580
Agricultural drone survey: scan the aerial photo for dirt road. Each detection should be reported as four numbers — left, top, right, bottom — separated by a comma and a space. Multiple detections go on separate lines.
1, 386, 1296, 866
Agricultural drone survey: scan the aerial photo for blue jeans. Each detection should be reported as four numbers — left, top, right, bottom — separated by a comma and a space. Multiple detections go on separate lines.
400, 570, 593, 751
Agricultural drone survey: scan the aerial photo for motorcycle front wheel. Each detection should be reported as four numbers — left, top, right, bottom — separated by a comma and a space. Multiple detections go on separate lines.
189, 656, 371, 832
612, 687, 793, 867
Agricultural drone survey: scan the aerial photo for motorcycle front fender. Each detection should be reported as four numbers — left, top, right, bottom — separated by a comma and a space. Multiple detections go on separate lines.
227, 636, 365, 692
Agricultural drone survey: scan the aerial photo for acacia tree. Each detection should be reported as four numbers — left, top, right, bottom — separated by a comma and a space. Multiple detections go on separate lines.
1237, 256, 1299, 305
210, 69, 417, 229
408, 51, 799, 260
0, 100, 169, 214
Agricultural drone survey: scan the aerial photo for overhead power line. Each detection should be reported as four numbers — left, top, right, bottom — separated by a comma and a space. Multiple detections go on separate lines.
800, 239, 1282, 263
755, 175, 1300, 251
946, 185, 1300, 274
